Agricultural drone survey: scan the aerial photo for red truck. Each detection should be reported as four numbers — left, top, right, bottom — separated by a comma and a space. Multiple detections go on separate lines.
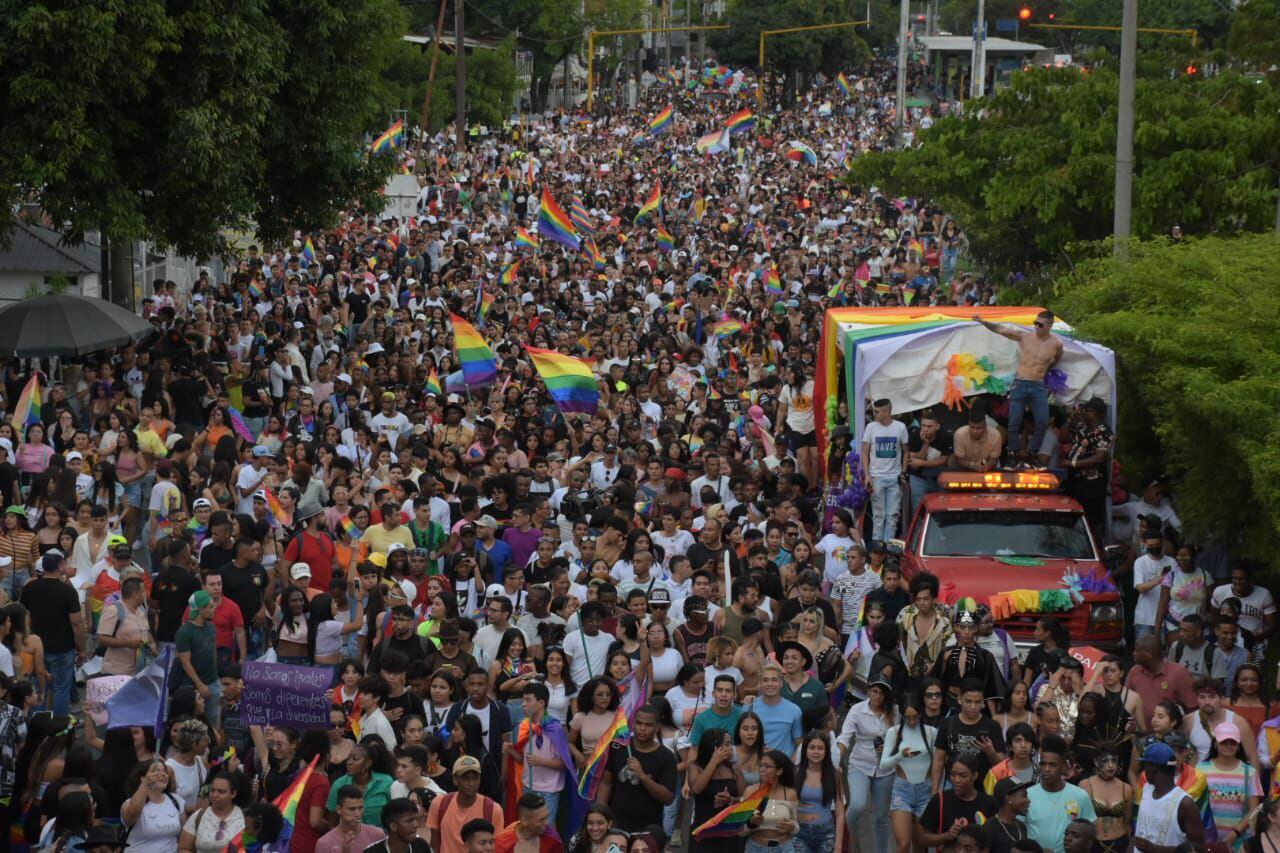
897, 471, 1125, 648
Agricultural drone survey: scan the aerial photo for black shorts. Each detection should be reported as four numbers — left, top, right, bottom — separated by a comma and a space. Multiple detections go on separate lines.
788, 427, 817, 449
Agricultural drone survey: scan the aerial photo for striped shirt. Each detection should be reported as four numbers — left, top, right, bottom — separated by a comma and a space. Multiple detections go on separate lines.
0, 530, 40, 572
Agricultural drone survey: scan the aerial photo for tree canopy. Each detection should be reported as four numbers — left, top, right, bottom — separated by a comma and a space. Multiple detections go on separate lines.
846, 67, 1280, 272
709, 0, 871, 86
1052, 234, 1280, 569
0, 0, 406, 257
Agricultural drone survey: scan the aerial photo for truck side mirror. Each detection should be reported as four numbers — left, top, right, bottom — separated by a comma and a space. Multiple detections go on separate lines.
1103, 543, 1125, 568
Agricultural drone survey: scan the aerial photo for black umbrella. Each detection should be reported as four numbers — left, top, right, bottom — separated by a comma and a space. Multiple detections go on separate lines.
0, 294, 153, 357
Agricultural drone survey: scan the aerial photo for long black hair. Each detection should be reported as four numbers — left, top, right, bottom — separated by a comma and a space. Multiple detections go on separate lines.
795, 730, 838, 808
695, 726, 732, 768
893, 692, 934, 758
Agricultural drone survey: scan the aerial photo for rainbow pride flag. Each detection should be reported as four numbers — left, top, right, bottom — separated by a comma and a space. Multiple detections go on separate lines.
712, 317, 744, 338
515, 227, 539, 250
585, 237, 606, 271
339, 515, 362, 540
538, 188, 580, 251
695, 128, 730, 155
726, 109, 755, 136
499, 260, 520, 287
264, 490, 291, 527
424, 369, 444, 398
577, 706, 629, 798
656, 225, 674, 253
371, 120, 404, 154
694, 783, 774, 839
765, 264, 783, 294
648, 105, 674, 134
836, 72, 851, 96
635, 182, 662, 222
451, 313, 497, 388
526, 346, 600, 415
11, 374, 41, 436
569, 196, 594, 234
477, 284, 497, 327
273, 754, 320, 847
301, 238, 316, 266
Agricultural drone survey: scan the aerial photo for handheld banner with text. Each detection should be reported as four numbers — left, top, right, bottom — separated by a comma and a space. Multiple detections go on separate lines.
241, 661, 332, 730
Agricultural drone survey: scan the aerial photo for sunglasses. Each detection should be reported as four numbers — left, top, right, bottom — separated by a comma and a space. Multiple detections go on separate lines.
924, 691, 943, 698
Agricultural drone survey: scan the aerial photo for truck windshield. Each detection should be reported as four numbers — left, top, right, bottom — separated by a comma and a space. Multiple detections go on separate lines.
922, 510, 1096, 560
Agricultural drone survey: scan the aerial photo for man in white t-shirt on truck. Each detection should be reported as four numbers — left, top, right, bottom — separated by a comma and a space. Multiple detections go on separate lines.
861, 398, 910, 542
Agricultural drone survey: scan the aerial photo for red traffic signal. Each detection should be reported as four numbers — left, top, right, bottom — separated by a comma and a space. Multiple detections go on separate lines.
917, 14, 926, 20
1018, 6, 1032, 19
1186, 64, 1198, 75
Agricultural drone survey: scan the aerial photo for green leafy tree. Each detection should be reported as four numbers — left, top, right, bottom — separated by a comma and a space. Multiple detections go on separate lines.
709, 0, 870, 95
847, 67, 1280, 272
422, 37, 519, 130
0, 0, 406, 258
1052, 234, 1280, 568
1228, 0, 1280, 74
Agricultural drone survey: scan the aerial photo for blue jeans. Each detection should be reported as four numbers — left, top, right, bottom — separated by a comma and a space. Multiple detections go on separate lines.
536, 789, 560, 824
846, 770, 894, 853
942, 247, 959, 282
908, 473, 939, 519
795, 822, 835, 853
745, 840, 794, 853
45, 650, 76, 716
5, 570, 29, 603
1007, 378, 1050, 459
871, 476, 902, 541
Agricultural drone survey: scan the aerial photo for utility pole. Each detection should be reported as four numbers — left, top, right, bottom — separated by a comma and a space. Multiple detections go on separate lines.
1113, 0, 1137, 255
454, 0, 466, 152
417, 0, 451, 169
970, 0, 986, 99
895, 0, 910, 146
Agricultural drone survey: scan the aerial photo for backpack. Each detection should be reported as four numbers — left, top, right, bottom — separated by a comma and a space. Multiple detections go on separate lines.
1169, 639, 1214, 676
93, 601, 127, 658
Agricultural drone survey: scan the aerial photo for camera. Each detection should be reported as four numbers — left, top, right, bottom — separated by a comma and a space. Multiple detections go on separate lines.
560, 489, 601, 523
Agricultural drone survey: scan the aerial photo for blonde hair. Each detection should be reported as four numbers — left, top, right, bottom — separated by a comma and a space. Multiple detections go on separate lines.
707, 636, 738, 659
800, 606, 826, 636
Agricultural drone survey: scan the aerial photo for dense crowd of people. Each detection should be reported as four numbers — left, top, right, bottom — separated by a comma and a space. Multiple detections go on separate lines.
0, 58, 1275, 853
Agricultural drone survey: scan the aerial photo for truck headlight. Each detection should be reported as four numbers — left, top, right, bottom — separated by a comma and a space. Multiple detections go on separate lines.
1089, 603, 1121, 624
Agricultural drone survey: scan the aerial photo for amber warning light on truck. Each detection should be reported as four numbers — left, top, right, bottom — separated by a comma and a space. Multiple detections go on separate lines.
938, 471, 1061, 491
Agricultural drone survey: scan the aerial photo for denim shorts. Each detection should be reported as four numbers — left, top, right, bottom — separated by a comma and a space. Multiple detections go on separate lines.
890, 776, 932, 816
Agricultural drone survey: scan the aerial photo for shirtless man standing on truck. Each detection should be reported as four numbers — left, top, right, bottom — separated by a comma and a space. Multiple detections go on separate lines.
974, 310, 1063, 463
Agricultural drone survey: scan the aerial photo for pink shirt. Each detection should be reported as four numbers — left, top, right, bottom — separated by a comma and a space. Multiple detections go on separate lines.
314, 823, 386, 853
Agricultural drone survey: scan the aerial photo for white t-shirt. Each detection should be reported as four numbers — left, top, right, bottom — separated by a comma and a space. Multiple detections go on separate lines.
815, 533, 858, 586
862, 419, 910, 478
235, 465, 266, 515
165, 757, 206, 807
149, 480, 183, 517
182, 807, 246, 853
563, 627, 614, 685
780, 382, 816, 433
1211, 584, 1275, 636
370, 412, 412, 449
126, 793, 186, 853
1133, 553, 1176, 627
651, 529, 696, 568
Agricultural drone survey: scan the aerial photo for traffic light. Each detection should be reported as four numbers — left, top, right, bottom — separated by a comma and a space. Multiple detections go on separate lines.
1186, 64, 1198, 75
1018, 6, 1032, 20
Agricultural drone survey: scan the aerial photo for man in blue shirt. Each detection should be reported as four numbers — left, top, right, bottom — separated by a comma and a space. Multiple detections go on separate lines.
475, 515, 513, 579
1026, 735, 1096, 853
689, 674, 743, 746
749, 662, 804, 753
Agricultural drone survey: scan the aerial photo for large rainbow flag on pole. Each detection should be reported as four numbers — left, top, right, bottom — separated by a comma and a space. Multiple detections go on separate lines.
11, 374, 42, 437
569, 196, 594, 234
726, 109, 755, 136
450, 313, 498, 388
525, 346, 600, 415
693, 783, 775, 839
538, 188, 580, 251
